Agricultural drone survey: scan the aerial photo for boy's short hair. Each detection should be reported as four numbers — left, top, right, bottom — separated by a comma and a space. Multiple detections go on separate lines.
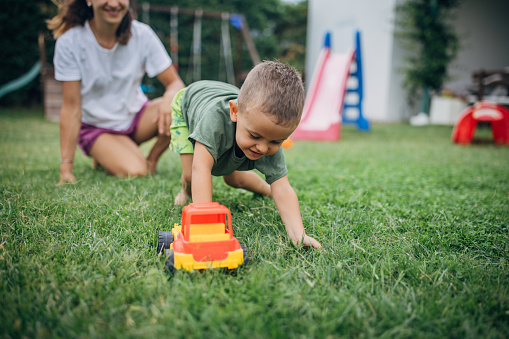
237, 61, 305, 128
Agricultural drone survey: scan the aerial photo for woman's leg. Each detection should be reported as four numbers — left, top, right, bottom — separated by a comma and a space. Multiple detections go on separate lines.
223, 171, 271, 197
134, 98, 171, 174
90, 133, 149, 177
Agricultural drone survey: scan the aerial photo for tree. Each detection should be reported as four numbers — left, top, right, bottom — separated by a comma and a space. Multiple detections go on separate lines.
134, 0, 308, 97
274, 0, 308, 75
136, 0, 283, 89
0, 0, 308, 106
395, 0, 461, 114
0, 0, 50, 107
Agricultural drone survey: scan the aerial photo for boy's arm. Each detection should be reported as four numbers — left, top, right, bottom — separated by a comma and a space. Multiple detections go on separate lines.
191, 141, 215, 203
271, 176, 322, 249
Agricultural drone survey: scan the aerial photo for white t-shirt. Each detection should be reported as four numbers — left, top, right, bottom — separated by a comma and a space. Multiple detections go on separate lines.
54, 20, 172, 130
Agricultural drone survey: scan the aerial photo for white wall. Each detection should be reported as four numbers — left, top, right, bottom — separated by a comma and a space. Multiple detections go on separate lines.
445, 0, 509, 96
385, 0, 413, 121
306, 0, 509, 122
306, 0, 399, 122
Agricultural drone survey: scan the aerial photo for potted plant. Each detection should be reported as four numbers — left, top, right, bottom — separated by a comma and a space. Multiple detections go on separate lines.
395, 0, 461, 123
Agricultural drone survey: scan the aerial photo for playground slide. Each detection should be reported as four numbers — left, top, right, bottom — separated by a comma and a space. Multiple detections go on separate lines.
0, 61, 41, 100
292, 46, 355, 141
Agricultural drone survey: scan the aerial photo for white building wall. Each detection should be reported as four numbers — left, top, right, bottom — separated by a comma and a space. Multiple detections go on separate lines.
385, 0, 413, 122
446, 0, 509, 96
306, 0, 400, 122
307, 0, 509, 123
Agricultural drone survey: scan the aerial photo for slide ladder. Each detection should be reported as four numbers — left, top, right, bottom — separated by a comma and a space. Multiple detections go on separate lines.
292, 31, 369, 141
343, 31, 370, 131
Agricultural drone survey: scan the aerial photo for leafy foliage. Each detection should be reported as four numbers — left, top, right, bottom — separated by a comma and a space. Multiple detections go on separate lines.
139, 0, 308, 96
395, 0, 461, 105
0, 0, 308, 106
274, 1, 308, 74
0, 0, 51, 107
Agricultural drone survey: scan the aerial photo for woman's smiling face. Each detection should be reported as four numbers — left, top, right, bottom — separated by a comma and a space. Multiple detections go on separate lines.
90, 0, 129, 27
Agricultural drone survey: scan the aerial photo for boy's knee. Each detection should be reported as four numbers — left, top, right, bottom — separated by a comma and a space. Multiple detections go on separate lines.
181, 172, 192, 185
223, 175, 242, 188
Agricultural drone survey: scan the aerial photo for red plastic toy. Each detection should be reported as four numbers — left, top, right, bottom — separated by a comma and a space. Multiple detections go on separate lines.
282, 137, 293, 149
452, 101, 509, 144
157, 202, 247, 273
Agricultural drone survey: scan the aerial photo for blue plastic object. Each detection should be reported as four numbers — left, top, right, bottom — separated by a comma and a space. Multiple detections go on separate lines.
140, 83, 155, 94
323, 32, 331, 49
0, 61, 41, 100
229, 14, 243, 30
342, 30, 370, 131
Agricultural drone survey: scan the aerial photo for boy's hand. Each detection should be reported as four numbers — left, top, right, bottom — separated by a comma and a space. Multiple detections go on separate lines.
191, 142, 215, 203
302, 234, 322, 250
271, 176, 322, 250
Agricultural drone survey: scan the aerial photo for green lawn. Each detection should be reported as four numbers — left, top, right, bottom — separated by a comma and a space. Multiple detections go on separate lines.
1, 108, 508, 338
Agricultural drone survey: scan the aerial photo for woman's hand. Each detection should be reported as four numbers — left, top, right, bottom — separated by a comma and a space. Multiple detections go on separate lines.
155, 101, 172, 136
58, 162, 76, 185
155, 65, 185, 136
58, 81, 81, 185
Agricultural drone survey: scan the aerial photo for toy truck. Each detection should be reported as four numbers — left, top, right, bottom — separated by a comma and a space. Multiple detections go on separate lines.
157, 202, 248, 273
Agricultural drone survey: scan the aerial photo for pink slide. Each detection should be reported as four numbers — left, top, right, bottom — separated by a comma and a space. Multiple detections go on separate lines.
292, 46, 356, 141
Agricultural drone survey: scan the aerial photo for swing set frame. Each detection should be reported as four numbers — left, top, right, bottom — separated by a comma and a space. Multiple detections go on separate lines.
38, 2, 262, 121
132, 1, 261, 87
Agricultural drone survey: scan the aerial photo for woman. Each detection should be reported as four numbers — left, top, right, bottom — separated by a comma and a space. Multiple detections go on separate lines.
48, 0, 185, 184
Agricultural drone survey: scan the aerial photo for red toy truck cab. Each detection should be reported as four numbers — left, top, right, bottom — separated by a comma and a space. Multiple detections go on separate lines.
157, 202, 247, 273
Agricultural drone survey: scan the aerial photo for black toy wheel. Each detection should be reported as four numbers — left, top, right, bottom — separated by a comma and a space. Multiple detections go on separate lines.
157, 231, 173, 255
241, 243, 249, 266
164, 250, 176, 275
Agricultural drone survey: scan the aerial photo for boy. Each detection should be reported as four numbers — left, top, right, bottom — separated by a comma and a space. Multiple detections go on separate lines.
170, 61, 321, 249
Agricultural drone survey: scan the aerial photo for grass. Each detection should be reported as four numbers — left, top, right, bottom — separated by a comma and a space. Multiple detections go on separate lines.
1, 108, 508, 338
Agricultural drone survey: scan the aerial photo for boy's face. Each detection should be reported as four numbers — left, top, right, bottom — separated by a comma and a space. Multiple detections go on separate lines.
229, 101, 296, 160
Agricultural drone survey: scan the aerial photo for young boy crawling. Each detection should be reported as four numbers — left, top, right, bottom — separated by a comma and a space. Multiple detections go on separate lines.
170, 61, 321, 249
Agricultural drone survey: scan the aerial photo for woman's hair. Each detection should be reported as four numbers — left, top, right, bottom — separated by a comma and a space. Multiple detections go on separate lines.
47, 0, 133, 44
237, 61, 305, 128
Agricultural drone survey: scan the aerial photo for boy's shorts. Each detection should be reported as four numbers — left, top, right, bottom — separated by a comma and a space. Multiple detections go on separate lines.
78, 100, 149, 156
170, 88, 194, 154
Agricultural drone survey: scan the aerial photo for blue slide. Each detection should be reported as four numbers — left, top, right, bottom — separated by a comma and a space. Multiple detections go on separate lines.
0, 61, 41, 100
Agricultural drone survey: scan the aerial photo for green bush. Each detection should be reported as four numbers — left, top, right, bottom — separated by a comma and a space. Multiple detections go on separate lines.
395, 0, 461, 111
0, 0, 308, 107
138, 0, 307, 97
0, 0, 52, 107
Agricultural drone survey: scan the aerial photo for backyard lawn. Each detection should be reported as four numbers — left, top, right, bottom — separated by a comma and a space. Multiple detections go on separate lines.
1, 108, 508, 338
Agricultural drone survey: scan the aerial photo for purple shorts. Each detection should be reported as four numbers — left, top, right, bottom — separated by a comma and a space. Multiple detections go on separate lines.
78, 101, 150, 156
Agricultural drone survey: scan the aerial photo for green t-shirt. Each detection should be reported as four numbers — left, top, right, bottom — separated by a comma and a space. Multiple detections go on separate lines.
181, 80, 288, 184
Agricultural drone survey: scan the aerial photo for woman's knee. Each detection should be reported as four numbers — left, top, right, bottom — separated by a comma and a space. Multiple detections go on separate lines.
111, 160, 149, 178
